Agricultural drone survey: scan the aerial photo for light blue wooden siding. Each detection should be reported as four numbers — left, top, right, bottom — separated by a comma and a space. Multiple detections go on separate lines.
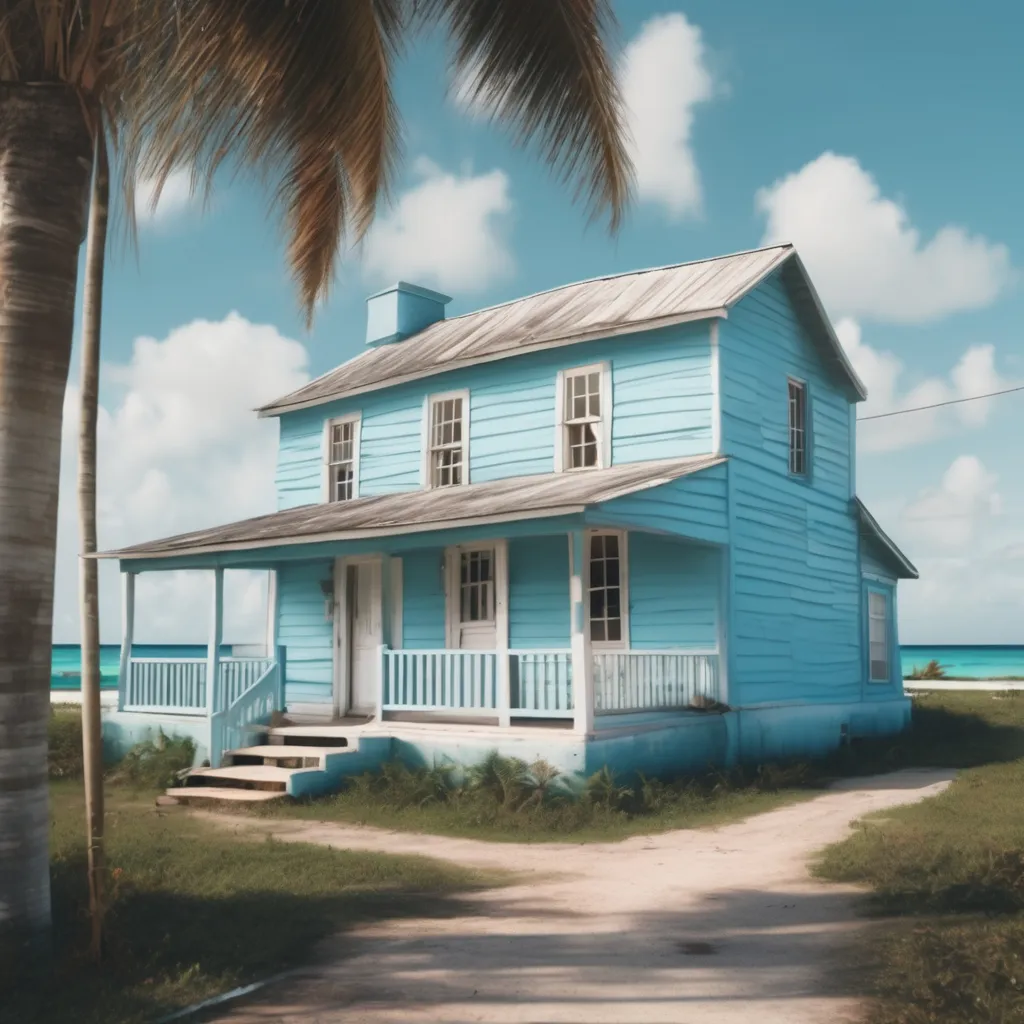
628, 535, 719, 649
274, 321, 714, 507
508, 536, 570, 647
587, 463, 729, 544
401, 548, 446, 648
278, 560, 333, 708
720, 272, 863, 706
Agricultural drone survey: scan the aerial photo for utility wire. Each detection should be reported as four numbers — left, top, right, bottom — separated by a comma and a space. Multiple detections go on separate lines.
857, 383, 1024, 421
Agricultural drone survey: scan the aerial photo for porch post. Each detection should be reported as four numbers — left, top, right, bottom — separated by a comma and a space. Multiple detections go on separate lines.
117, 571, 135, 711
207, 568, 224, 718
265, 569, 279, 658
570, 530, 593, 735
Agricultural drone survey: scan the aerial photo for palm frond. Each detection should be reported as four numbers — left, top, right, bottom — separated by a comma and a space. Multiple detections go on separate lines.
424, 0, 633, 231
117, 0, 403, 321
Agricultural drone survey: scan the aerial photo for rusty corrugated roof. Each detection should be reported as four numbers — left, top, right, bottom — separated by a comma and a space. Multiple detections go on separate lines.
258, 243, 865, 416
98, 455, 725, 561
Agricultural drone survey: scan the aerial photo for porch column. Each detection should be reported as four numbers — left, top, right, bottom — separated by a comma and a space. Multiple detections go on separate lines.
207, 567, 224, 717
265, 569, 279, 658
117, 571, 135, 711
570, 530, 594, 735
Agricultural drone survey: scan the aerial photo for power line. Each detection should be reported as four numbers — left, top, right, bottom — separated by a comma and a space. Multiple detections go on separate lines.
857, 384, 1024, 421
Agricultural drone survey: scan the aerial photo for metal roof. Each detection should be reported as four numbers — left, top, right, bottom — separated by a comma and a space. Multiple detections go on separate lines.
99, 455, 726, 562
258, 243, 866, 416
855, 498, 919, 580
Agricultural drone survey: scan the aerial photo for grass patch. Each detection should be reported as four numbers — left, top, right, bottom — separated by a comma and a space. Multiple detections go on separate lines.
253, 691, 1024, 844
2, 781, 503, 1024
251, 752, 821, 843
813, 690, 1024, 1023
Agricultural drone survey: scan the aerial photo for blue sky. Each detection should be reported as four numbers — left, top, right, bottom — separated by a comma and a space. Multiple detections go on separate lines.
55, 0, 1024, 645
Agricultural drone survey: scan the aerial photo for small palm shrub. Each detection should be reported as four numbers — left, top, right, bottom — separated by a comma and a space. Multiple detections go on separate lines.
108, 730, 196, 789
908, 659, 948, 680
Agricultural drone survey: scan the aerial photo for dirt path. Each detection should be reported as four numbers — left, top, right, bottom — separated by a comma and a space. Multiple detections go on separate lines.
204, 768, 953, 1024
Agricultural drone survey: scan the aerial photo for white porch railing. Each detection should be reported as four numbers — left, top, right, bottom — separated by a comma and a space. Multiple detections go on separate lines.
123, 658, 208, 715
209, 659, 284, 768
122, 656, 277, 715
592, 650, 720, 714
510, 651, 574, 718
382, 649, 500, 712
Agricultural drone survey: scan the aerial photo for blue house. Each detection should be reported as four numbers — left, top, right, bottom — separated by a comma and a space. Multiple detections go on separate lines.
98, 244, 918, 802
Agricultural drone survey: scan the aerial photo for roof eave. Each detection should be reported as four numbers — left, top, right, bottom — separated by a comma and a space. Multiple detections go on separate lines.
855, 498, 918, 579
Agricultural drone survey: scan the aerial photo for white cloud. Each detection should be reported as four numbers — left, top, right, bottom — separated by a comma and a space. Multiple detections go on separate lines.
360, 157, 513, 293
451, 13, 715, 221
902, 455, 1001, 549
837, 318, 1012, 452
620, 13, 714, 219
55, 314, 310, 644
758, 152, 1012, 323
135, 168, 198, 227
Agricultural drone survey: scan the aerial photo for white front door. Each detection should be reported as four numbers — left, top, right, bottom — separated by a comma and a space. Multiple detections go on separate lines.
449, 546, 498, 649
346, 559, 381, 713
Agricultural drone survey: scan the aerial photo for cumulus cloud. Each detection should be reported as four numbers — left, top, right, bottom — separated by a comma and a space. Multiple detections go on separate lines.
901, 455, 1001, 549
360, 157, 513, 293
451, 13, 715, 221
837, 318, 1013, 451
619, 12, 714, 219
134, 168, 198, 227
54, 314, 310, 644
758, 152, 1013, 323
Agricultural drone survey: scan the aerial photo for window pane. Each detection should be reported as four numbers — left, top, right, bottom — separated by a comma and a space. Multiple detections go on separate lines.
590, 620, 606, 642
588, 533, 623, 647
607, 619, 622, 642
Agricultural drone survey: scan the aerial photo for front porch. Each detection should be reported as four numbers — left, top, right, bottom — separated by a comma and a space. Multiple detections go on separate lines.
111, 526, 725, 771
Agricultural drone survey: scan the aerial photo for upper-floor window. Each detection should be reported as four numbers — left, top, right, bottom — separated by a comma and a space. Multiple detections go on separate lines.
588, 531, 627, 646
788, 378, 808, 476
558, 363, 610, 472
868, 591, 890, 682
325, 414, 360, 502
427, 391, 468, 488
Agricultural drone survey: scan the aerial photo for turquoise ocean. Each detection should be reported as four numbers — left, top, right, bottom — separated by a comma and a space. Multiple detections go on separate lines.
49, 643, 1024, 688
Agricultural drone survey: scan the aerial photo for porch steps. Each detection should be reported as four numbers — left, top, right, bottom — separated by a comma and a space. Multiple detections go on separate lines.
165, 786, 284, 805
167, 727, 393, 805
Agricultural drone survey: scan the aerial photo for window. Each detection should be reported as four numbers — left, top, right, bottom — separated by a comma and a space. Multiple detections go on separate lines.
559, 364, 608, 471
428, 393, 467, 487
326, 417, 358, 502
788, 379, 808, 475
868, 591, 889, 682
460, 549, 494, 623
588, 532, 625, 645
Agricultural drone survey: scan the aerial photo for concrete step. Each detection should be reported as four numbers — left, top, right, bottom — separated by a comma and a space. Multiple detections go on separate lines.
225, 745, 341, 769
165, 786, 285, 805
268, 725, 362, 746
186, 764, 292, 792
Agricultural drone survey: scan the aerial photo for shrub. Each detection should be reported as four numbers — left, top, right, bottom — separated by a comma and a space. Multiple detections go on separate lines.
108, 730, 196, 790
49, 709, 83, 779
907, 659, 947, 680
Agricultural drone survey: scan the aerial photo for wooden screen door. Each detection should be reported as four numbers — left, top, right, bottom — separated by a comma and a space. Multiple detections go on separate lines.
346, 559, 381, 713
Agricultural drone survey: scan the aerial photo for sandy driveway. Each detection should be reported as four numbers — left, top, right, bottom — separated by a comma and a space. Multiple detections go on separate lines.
204, 768, 953, 1024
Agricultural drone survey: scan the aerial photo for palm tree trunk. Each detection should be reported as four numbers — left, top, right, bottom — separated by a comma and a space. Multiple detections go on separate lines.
0, 84, 91, 966
79, 129, 109, 964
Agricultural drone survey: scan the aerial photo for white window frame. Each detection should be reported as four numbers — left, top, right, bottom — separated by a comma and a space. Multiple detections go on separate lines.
322, 413, 361, 503
585, 529, 628, 650
788, 377, 809, 477
868, 589, 890, 683
422, 389, 470, 489
443, 540, 509, 650
555, 362, 612, 473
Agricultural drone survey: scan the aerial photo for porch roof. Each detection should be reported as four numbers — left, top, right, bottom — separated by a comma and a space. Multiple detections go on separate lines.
97, 455, 726, 562
855, 498, 919, 580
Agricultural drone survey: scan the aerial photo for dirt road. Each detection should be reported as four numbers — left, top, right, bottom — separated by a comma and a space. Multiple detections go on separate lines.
206, 768, 953, 1024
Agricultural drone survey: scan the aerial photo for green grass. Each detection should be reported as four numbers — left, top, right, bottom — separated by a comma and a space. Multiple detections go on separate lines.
251, 753, 825, 843
813, 690, 1024, 1023
3, 781, 505, 1024
251, 691, 1024, 844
